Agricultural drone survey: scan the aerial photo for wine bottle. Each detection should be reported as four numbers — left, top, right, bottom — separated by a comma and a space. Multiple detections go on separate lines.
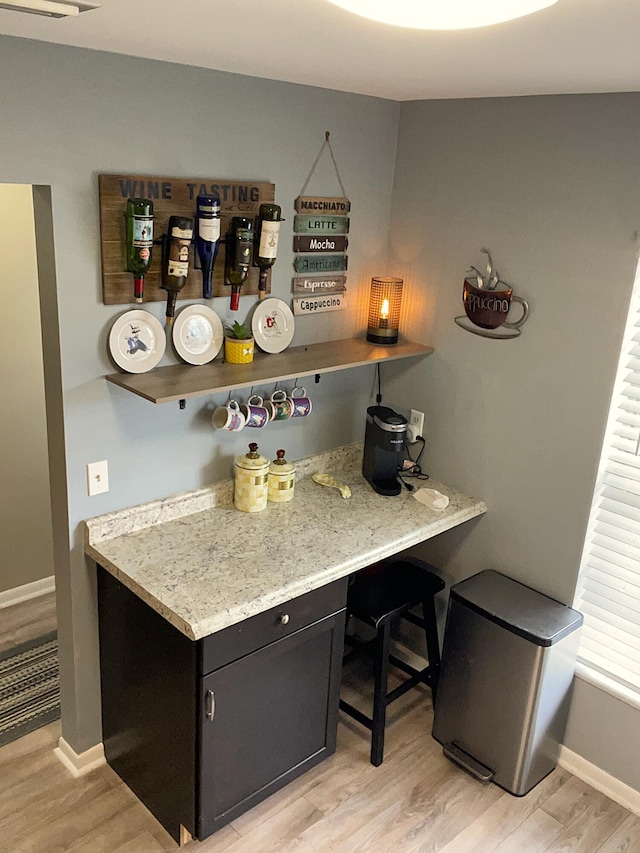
125, 198, 154, 303
195, 194, 221, 299
254, 203, 281, 300
161, 215, 194, 326
224, 217, 254, 311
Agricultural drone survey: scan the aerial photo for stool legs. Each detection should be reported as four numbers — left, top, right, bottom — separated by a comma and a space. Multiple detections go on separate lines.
422, 596, 441, 698
370, 620, 392, 767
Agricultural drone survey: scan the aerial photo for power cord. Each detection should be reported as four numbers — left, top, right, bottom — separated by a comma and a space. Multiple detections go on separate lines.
397, 436, 429, 491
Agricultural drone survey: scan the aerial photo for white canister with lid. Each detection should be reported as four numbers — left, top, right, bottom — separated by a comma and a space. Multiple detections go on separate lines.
268, 449, 296, 503
234, 443, 270, 512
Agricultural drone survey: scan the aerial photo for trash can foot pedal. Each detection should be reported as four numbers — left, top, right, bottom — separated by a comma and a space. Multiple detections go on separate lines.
443, 743, 494, 783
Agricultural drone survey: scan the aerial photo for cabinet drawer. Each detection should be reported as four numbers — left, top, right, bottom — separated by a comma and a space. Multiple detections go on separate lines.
199, 577, 347, 675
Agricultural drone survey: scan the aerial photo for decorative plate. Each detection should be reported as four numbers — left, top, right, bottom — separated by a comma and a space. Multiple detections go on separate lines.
108, 310, 166, 373
251, 298, 295, 354
172, 304, 224, 365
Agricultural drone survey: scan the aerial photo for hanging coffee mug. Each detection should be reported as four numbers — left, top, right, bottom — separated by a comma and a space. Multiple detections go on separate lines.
462, 277, 529, 331
290, 387, 312, 418
240, 395, 269, 428
212, 399, 245, 432
270, 389, 293, 421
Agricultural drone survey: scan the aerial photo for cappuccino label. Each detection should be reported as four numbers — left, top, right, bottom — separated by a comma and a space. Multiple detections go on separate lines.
466, 292, 510, 315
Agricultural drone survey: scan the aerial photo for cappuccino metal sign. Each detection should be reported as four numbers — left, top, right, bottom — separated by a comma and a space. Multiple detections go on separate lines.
455, 253, 530, 339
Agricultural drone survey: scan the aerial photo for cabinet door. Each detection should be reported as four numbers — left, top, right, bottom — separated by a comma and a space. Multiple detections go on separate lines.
199, 611, 344, 838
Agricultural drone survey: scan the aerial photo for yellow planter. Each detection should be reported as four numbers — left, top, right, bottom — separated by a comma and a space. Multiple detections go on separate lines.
224, 336, 254, 364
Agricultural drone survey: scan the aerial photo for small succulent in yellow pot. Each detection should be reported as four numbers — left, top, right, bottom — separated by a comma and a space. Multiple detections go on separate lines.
224, 320, 255, 364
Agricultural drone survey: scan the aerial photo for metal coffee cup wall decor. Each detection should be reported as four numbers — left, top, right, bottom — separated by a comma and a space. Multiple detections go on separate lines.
454, 248, 530, 339
292, 131, 349, 317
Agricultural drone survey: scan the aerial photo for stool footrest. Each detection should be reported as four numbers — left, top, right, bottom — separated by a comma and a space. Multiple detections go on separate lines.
385, 670, 433, 704
339, 699, 374, 731
388, 654, 431, 685
402, 611, 426, 629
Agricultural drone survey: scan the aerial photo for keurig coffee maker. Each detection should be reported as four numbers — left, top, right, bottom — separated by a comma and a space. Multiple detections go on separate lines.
363, 406, 408, 496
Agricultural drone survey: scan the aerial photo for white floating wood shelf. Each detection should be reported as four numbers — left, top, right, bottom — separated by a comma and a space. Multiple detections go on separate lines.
105, 337, 433, 405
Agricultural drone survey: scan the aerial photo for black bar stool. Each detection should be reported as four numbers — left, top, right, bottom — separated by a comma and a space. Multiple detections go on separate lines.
339, 557, 445, 766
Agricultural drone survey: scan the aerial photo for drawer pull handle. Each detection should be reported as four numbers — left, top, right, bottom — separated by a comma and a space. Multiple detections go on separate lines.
279, 614, 290, 625
206, 690, 215, 721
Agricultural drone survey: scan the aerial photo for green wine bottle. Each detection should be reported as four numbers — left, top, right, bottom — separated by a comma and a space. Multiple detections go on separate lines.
254, 203, 282, 300
225, 217, 254, 311
125, 198, 154, 303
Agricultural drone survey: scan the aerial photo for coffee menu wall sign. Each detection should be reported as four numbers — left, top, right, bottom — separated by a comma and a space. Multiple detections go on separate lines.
99, 174, 275, 306
454, 248, 530, 339
292, 132, 349, 316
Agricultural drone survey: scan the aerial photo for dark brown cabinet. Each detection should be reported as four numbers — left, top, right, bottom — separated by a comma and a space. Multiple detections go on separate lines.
97, 568, 347, 845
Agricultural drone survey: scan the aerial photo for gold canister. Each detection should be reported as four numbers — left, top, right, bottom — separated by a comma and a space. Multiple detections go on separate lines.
268, 449, 296, 503
234, 443, 270, 512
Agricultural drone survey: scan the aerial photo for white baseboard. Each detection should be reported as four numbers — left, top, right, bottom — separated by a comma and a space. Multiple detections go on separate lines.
54, 736, 106, 778
0, 576, 55, 609
558, 746, 640, 818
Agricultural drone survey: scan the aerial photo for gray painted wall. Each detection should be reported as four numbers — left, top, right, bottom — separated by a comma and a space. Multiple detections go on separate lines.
389, 93, 640, 791
0, 184, 54, 594
0, 36, 400, 751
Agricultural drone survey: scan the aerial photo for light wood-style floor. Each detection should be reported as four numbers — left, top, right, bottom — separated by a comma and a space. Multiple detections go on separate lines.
0, 591, 57, 655
2, 595, 640, 852
1, 691, 640, 852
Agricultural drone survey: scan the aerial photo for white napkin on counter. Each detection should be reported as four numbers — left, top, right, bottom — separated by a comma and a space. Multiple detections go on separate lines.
413, 488, 449, 511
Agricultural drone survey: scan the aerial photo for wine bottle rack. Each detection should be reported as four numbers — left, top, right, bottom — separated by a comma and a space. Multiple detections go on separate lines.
99, 173, 276, 306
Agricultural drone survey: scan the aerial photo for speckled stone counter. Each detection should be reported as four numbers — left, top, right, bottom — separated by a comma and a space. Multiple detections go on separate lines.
85, 443, 486, 640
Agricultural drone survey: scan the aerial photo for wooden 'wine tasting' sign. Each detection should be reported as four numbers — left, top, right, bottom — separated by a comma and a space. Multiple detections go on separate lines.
98, 174, 276, 306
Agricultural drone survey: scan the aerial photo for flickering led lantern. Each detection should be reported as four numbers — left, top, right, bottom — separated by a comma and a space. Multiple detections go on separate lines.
366, 276, 403, 345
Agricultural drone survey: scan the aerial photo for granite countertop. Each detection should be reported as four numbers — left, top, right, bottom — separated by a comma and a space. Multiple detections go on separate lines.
84, 444, 487, 640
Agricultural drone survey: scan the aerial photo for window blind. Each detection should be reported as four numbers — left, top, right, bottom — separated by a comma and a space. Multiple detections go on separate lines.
575, 266, 640, 695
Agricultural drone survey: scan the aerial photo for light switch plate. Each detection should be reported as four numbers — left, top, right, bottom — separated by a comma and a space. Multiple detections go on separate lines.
87, 460, 109, 496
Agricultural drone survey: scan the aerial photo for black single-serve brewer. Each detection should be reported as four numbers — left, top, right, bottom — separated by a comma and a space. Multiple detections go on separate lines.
363, 406, 408, 496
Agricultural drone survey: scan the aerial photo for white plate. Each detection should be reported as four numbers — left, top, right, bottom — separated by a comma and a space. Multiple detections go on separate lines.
172, 304, 224, 365
108, 310, 166, 373
251, 298, 295, 354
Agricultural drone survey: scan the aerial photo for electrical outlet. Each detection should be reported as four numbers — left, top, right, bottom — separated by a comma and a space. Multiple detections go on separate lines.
409, 409, 425, 438
87, 460, 109, 496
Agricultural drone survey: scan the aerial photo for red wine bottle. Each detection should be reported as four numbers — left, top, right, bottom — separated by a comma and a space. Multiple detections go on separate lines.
161, 216, 194, 325
125, 199, 154, 303
195, 194, 221, 299
224, 217, 254, 311
254, 203, 281, 300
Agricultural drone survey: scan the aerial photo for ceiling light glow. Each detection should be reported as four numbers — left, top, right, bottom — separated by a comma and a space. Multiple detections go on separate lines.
0, 0, 100, 17
325, 0, 559, 30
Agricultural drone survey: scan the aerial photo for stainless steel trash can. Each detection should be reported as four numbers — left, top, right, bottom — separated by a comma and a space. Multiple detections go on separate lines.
432, 570, 583, 796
